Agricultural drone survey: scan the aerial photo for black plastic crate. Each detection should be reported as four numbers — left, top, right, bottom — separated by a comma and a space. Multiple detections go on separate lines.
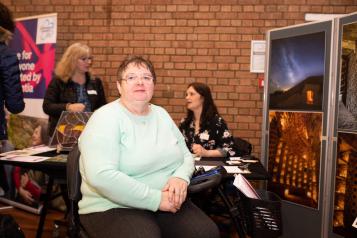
238, 189, 282, 238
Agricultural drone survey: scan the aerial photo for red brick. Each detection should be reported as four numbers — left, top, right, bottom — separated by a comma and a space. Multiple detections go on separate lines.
10, 0, 355, 159
191, 70, 213, 77
237, 123, 249, 130
213, 85, 235, 92
216, 100, 234, 107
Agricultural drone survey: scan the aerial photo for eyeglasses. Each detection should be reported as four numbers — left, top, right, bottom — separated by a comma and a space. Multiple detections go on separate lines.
79, 56, 93, 62
122, 74, 154, 84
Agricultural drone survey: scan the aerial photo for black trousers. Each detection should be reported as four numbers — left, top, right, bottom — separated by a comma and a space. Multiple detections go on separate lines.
0, 165, 8, 192
80, 200, 220, 238
0, 141, 10, 192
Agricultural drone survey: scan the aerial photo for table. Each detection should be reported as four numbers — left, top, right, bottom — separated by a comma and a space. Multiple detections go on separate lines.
0, 151, 67, 238
196, 156, 269, 180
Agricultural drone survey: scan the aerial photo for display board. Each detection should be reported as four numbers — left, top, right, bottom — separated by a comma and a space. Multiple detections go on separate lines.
262, 20, 333, 238
263, 12, 357, 238
329, 12, 357, 238
264, 20, 332, 210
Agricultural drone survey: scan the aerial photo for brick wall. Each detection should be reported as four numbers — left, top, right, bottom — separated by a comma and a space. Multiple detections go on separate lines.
4, 0, 357, 157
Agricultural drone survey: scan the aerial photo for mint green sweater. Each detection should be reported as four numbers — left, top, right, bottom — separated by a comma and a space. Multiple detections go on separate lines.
78, 100, 194, 214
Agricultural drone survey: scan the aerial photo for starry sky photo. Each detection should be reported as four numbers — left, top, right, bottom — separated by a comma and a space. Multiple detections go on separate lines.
269, 31, 325, 94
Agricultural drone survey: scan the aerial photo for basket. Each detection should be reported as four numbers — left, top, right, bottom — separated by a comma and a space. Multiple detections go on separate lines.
238, 189, 282, 238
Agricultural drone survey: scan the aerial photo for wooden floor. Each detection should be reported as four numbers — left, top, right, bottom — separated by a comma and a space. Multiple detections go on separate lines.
1, 202, 65, 238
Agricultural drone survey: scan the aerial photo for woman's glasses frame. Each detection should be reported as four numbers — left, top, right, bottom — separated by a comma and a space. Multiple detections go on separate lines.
79, 56, 94, 62
122, 74, 154, 84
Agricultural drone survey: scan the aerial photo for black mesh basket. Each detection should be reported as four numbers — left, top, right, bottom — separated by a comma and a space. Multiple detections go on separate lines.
238, 189, 282, 238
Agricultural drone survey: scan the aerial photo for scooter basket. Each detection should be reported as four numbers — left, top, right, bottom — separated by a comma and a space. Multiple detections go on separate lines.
238, 189, 282, 238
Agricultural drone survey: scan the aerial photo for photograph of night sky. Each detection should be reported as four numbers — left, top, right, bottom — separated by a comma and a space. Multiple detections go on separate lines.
269, 32, 326, 111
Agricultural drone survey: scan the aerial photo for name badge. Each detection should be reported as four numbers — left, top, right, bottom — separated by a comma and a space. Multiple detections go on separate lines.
87, 90, 97, 95
199, 133, 209, 140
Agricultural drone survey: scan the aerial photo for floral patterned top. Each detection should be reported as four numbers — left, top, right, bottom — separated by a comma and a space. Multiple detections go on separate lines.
179, 114, 237, 157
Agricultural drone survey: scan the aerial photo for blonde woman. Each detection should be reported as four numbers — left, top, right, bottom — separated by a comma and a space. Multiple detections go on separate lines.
43, 43, 106, 136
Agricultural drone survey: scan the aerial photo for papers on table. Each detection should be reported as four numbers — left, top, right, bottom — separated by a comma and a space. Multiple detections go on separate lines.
229, 157, 241, 161
195, 165, 251, 174
226, 160, 242, 165
233, 174, 261, 199
0, 145, 55, 162
0, 156, 50, 162
0, 145, 55, 157
229, 157, 259, 163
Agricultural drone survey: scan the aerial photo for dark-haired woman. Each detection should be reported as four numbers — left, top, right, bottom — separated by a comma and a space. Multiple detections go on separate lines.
179, 82, 237, 158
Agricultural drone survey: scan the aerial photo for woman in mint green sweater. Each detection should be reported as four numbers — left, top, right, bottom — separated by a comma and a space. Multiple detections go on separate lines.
78, 56, 219, 238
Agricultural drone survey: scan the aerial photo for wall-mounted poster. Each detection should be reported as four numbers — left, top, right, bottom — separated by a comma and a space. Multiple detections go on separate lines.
268, 111, 322, 209
268, 32, 325, 111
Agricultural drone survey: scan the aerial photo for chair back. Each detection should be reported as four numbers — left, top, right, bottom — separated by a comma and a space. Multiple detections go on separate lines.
66, 144, 83, 238
233, 137, 252, 156
67, 144, 82, 202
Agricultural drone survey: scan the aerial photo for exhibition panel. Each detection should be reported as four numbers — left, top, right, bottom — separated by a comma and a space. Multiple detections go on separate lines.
262, 12, 357, 238
262, 19, 333, 238
329, 12, 357, 238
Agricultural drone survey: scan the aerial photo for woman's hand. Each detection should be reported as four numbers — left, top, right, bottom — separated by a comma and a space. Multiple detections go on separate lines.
18, 187, 35, 204
192, 144, 207, 157
67, 103, 85, 112
192, 144, 224, 157
159, 191, 178, 213
162, 177, 188, 209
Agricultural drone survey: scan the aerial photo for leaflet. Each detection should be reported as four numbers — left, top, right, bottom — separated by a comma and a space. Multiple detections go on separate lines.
194, 165, 251, 174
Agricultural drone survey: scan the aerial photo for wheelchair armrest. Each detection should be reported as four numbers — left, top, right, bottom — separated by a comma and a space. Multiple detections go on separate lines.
188, 173, 222, 194
188, 166, 227, 194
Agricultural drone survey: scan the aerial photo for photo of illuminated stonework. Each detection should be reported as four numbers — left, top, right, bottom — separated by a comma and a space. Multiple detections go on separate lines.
338, 23, 357, 133
333, 132, 357, 238
333, 20, 357, 238
268, 111, 322, 208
